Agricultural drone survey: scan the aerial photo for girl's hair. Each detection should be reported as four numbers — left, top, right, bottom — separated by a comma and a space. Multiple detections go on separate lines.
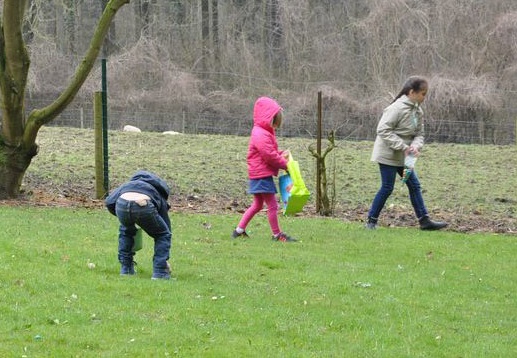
392, 76, 428, 103
272, 110, 283, 127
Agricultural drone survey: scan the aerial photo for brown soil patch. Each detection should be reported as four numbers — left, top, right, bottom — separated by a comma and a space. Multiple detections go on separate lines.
2, 183, 515, 235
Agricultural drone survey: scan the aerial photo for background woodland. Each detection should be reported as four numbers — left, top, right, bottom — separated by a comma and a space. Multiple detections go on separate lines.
8, 0, 517, 144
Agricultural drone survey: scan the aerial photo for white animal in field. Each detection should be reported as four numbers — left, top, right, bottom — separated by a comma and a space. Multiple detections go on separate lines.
123, 125, 141, 132
162, 131, 182, 135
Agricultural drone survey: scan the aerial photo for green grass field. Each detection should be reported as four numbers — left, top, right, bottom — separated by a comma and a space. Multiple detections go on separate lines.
0, 126, 516, 356
25, 127, 517, 233
1, 207, 516, 357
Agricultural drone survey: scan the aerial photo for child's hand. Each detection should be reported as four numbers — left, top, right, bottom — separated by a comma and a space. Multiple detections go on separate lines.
282, 150, 291, 160
405, 146, 420, 157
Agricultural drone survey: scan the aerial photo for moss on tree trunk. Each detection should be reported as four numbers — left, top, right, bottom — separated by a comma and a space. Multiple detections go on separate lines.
0, 0, 129, 199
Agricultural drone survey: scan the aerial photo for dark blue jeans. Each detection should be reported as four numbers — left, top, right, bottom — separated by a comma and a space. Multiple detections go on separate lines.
368, 163, 428, 221
115, 198, 172, 275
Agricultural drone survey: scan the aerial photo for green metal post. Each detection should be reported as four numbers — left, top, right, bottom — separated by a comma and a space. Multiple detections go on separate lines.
101, 59, 109, 193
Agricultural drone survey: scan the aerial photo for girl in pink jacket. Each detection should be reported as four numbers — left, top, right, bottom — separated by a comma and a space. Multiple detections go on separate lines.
232, 97, 297, 242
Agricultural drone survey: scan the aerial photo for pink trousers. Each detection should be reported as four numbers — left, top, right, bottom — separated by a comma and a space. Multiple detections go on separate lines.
237, 193, 281, 236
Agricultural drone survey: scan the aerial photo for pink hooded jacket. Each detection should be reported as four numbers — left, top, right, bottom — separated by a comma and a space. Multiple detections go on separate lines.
246, 97, 288, 179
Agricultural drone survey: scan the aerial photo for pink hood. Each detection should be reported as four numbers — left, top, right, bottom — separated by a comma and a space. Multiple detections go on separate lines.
246, 97, 288, 179
253, 96, 283, 131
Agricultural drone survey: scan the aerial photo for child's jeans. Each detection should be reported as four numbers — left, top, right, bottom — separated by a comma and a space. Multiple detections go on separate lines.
115, 197, 171, 275
368, 163, 429, 221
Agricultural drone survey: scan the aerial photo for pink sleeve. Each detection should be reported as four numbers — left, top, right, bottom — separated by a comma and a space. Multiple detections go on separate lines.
255, 130, 287, 170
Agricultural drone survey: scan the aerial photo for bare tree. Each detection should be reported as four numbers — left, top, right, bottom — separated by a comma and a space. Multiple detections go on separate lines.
309, 130, 337, 216
102, 0, 119, 56
264, 0, 285, 74
0, 0, 129, 198
134, 0, 151, 40
211, 0, 219, 64
3, 0, 516, 151
201, 0, 209, 75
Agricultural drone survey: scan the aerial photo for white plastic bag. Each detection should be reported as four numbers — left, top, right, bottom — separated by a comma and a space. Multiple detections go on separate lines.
401, 154, 417, 184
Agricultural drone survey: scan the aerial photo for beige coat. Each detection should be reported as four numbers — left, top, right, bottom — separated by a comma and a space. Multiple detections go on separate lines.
371, 95, 425, 166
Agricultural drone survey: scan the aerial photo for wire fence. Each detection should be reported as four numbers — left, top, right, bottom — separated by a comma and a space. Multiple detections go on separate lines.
36, 98, 517, 145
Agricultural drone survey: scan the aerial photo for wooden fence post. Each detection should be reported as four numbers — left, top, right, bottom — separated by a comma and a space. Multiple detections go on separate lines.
94, 91, 105, 199
316, 91, 322, 213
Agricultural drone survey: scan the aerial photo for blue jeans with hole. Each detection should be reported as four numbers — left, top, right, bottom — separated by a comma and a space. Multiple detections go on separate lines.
115, 198, 171, 275
368, 163, 428, 221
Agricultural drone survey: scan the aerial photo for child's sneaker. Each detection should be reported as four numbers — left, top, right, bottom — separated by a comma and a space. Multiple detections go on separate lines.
152, 262, 171, 280
120, 261, 137, 275
272, 232, 297, 242
151, 273, 171, 280
231, 230, 249, 239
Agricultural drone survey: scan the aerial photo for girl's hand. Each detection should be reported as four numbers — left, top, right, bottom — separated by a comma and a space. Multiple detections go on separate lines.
282, 150, 291, 160
405, 146, 420, 157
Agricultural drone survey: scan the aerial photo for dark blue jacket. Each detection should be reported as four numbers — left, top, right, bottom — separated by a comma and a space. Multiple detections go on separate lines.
105, 171, 171, 229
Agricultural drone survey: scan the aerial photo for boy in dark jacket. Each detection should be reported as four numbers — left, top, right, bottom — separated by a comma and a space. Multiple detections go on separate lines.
105, 170, 172, 280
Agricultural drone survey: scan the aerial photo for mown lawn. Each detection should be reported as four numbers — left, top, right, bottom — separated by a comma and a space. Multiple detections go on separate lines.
24, 127, 517, 233
1, 206, 515, 357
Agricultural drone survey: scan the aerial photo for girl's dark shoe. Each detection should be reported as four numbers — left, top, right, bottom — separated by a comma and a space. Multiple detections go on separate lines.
419, 216, 447, 230
231, 230, 249, 239
272, 232, 297, 242
365, 217, 377, 230
365, 222, 377, 230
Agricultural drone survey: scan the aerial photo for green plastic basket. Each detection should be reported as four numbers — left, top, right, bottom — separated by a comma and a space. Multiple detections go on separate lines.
132, 228, 143, 252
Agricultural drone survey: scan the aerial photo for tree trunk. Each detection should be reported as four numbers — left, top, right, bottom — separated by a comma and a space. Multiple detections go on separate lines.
134, 0, 151, 40
265, 0, 285, 74
0, 0, 129, 199
211, 0, 219, 63
63, 0, 76, 55
102, 0, 120, 55
309, 131, 336, 216
0, 143, 38, 198
201, 0, 209, 76
318, 159, 332, 216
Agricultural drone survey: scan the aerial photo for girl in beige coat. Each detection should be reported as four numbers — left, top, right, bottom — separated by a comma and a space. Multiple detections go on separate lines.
366, 76, 447, 230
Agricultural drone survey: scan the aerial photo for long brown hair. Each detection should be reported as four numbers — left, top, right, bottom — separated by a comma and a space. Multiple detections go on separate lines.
392, 76, 428, 103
